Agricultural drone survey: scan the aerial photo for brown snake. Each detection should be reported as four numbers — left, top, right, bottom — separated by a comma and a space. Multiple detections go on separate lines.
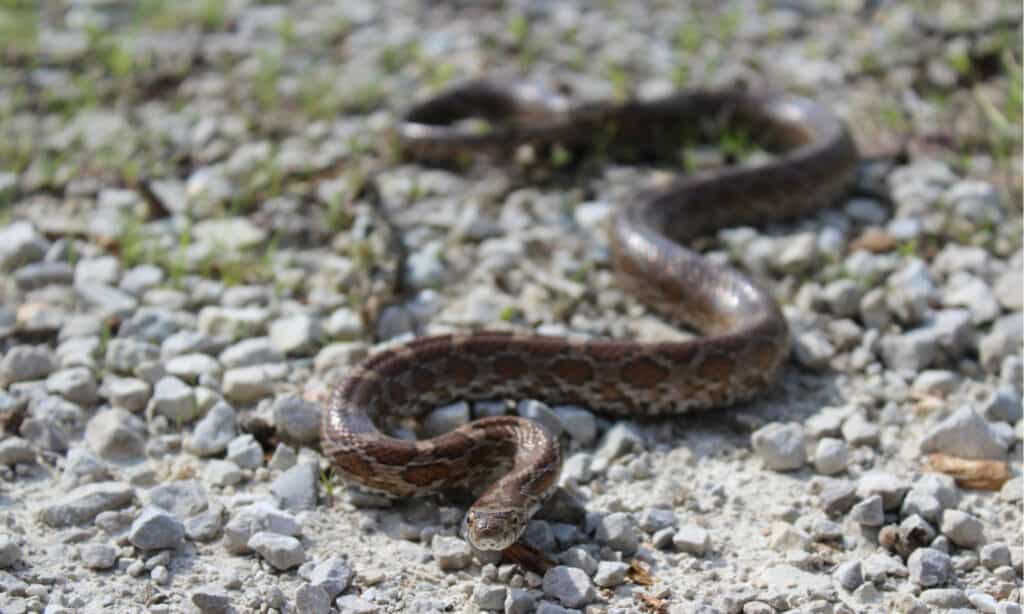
321, 80, 859, 550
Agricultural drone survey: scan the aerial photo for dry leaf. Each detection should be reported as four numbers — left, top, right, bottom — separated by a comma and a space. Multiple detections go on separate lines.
627, 560, 654, 586
849, 227, 897, 253
924, 454, 1010, 490
638, 593, 668, 613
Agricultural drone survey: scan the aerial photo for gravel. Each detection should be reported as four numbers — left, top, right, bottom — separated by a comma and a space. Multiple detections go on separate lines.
1, 2, 1020, 612
248, 531, 305, 570
750, 422, 806, 471
129, 506, 186, 551
908, 547, 953, 587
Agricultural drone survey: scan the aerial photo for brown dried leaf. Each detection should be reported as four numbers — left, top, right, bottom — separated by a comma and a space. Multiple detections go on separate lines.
638, 593, 668, 613
924, 453, 1010, 490
849, 227, 897, 253
627, 560, 654, 586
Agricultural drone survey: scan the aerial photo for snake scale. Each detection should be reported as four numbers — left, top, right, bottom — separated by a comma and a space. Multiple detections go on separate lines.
321, 80, 859, 550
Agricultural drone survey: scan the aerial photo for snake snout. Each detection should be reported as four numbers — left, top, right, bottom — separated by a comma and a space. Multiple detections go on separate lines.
466, 507, 524, 551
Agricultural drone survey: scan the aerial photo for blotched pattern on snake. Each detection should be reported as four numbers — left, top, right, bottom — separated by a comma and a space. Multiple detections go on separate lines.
321, 80, 859, 550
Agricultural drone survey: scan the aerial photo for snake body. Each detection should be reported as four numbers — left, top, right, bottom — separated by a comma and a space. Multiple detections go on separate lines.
322, 81, 858, 550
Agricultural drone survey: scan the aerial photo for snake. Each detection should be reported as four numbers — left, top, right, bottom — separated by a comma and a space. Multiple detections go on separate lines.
321, 80, 859, 551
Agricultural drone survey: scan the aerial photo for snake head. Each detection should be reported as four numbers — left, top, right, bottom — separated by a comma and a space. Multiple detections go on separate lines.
465, 507, 525, 551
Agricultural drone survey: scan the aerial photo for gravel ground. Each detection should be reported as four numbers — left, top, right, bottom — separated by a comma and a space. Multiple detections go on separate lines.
1, 1, 1022, 613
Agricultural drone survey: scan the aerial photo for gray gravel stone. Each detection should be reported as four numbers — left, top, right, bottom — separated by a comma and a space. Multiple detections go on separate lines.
85, 408, 146, 462
205, 459, 242, 487
222, 502, 301, 554
14, 259, 73, 288
0, 221, 48, 271
940, 509, 984, 547
0, 437, 36, 466
638, 507, 676, 533
559, 546, 598, 575
594, 512, 639, 555
552, 406, 597, 446
981, 388, 1023, 423
593, 561, 629, 587
542, 565, 596, 608
593, 422, 645, 469
849, 495, 884, 526
165, 353, 223, 383
912, 370, 960, 397
920, 406, 1008, 459
473, 583, 507, 611
908, 547, 952, 587
421, 401, 471, 437
148, 376, 197, 423
130, 506, 185, 551
0, 534, 22, 569
226, 434, 263, 469
980, 542, 1012, 570
856, 472, 909, 510
841, 413, 880, 447
980, 313, 1023, 372
967, 592, 999, 613
76, 283, 139, 318
272, 394, 321, 444
185, 508, 225, 542
879, 328, 939, 371
432, 535, 472, 571
335, 594, 378, 614
269, 314, 322, 356
813, 438, 848, 475
313, 341, 369, 374
191, 585, 230, 614
188, 401, 236, 456
218, 337, 284, 368
673, 525, 710, 556
269, 443, 298, 471
295, 584, 331, 614
40, 481, 135, 527
750, 422, 806, 471
793, 330, 834, 370
324, 307, 363, 339
198, 306, 270, 340
80, 543, 118, 570
271, 461, 318, 510
45, 367, 98, 405
309, 555, 354, 600
149, 480, 208, 518
222, 364, 284, 403
1, 345, 56, 385
834, 560, 862, 591
248, 531, 305, 570
820, 479, 858, 515
920, 588, 968, 608
119, 264, 165, 297
105, 376, 151, 412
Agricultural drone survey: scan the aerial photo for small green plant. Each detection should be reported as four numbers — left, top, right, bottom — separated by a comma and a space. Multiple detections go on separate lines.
98, 318, 112, 357
606, 63, 630, 101
167, 217, 192, 288
499, 306, 519, 322
199, 0, 227, 30
379, 41, 420, 74
897, 240, 918, 257
319, 468, 337, 505
550, 144, 572, 167
719, 127, 754, 161
253, 52, 282, 109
